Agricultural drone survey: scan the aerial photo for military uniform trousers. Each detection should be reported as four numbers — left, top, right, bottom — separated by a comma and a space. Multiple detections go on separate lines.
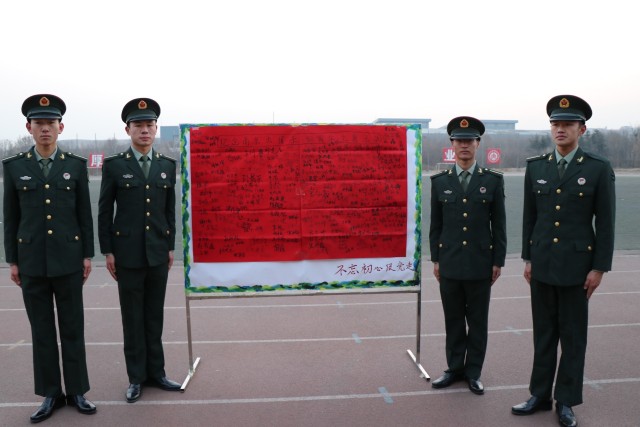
21, 270, 90, 397
529, 278, 588, 406
116, 262, 169, 384
439, 276, 492, 380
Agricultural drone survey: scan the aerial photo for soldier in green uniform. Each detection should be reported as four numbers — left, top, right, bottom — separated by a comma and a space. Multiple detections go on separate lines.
511, 95, 616, 427
429, 116, 507, 395
3, 94, 97, 423
98, 97, 180, 403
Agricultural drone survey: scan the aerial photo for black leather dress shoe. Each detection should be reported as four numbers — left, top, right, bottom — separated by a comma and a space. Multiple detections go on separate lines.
431, 372, 464, 389
511, 395, 553, 415
30, 395, 66, 423
467, 378, 484, 395
126, 384, 141, 403
556, 402, 577, 427
66, 395, 97, 414
149, 376, 182, 391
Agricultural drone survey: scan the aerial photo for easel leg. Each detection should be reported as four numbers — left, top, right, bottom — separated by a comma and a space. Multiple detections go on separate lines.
181, 294, 201, 391
407, 285, 430, 380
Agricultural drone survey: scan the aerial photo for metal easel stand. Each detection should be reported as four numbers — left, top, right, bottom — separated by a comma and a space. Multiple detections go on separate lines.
179, 286, 428, 390
406, 281, 430, 380
180, 294, 200, 391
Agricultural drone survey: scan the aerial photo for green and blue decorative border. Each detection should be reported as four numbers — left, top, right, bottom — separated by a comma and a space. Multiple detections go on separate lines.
180, 123, 422, 294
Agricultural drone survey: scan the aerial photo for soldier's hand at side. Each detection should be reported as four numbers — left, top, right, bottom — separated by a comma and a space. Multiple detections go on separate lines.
9, 264, 21, 287
83, 259, 92, 284
106, 254, 117, 281
523, 262, 532, 284
433, 262, 440, 283
491, 266, 501, 285
168, 251, 174, 271
584, 270, 604, 299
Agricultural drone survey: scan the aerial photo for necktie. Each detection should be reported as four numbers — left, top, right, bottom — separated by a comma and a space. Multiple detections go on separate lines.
558, 158, 567, 178
40, 158, 51, 177
460, 170, 470, 192
140, 155, 149, 178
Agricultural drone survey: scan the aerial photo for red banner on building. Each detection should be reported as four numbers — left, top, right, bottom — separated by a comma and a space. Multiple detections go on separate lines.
88, 153, 104, 168
486, 148, 501, 164
442, 147, 456, 163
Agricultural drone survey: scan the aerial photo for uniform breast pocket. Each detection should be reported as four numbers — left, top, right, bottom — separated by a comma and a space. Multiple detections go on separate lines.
155, 180, 173, 200
569, 186, 594, 199
117, 179, 141, 190
56, 180, 77, 206
473, 194, 494, 204
532, 184, 550, 197
16, 181, 39, 207
156, 180, 173, 190
438, 194, 457, 213
568, 186, 595, 211
438, 194, 456, 204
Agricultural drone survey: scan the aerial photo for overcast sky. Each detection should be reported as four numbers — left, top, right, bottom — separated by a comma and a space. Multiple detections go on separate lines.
1, 0, 637, 141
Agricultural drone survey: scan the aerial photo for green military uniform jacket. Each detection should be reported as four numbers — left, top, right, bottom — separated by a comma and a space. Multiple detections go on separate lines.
522, 147, 615, 285
429, 165, 507, 280
3, 147, 94, 276
98, 147, 176, 268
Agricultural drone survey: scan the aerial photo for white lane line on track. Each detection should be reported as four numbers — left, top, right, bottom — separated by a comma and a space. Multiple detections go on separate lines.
2, 378, 639, 408
378, 387, 393, 403
505, 326, 523, 335
2, 323, 640, 347
7, 339, 24, 350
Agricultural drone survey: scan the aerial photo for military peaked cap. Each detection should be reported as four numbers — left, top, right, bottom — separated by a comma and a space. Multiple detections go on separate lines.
547, 94, 592, 121
447, 116, 485, 140
121, 97, 161, 123
21, 94, 66, 119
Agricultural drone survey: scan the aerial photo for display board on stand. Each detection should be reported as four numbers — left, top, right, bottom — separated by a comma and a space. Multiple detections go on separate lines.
178, 123, 427, 389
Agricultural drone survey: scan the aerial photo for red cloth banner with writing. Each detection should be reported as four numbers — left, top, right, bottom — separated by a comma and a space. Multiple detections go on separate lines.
189, 125, 408, 262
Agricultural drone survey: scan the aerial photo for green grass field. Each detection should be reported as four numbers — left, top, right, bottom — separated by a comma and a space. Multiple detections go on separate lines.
1, 173, 638, 263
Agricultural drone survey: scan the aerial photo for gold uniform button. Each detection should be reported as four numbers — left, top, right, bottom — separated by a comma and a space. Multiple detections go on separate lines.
126, 183, 130, 188
439, 243, 443, 248
116, 231, 120, 236
66, 187, 70, 190
489, 245, 493, 249
48, 230, 53, 235
146, 185, 150, 189
146, 212, 151, 216
166, 230, 170, 235
588, 245, 592, 251
463, 227, 468, 232
555, 205, 561, 211
554, 222, 560, 227
579, 192, 584, 197
75, 236, 80, 240
553, 238, 559, 243
556, 188, 561, 194
146, 198, 151, 203
23, 186, 28, 191
463, 213, 468, 218
463, 198, 467, 203
145, 226, 150, 231
18, 238, 22, 243
462, 241, 468, 246
47, 215, 52, 220
164, 185, 167, 189
45, 199, 51, 204
45, 184, 50, 189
